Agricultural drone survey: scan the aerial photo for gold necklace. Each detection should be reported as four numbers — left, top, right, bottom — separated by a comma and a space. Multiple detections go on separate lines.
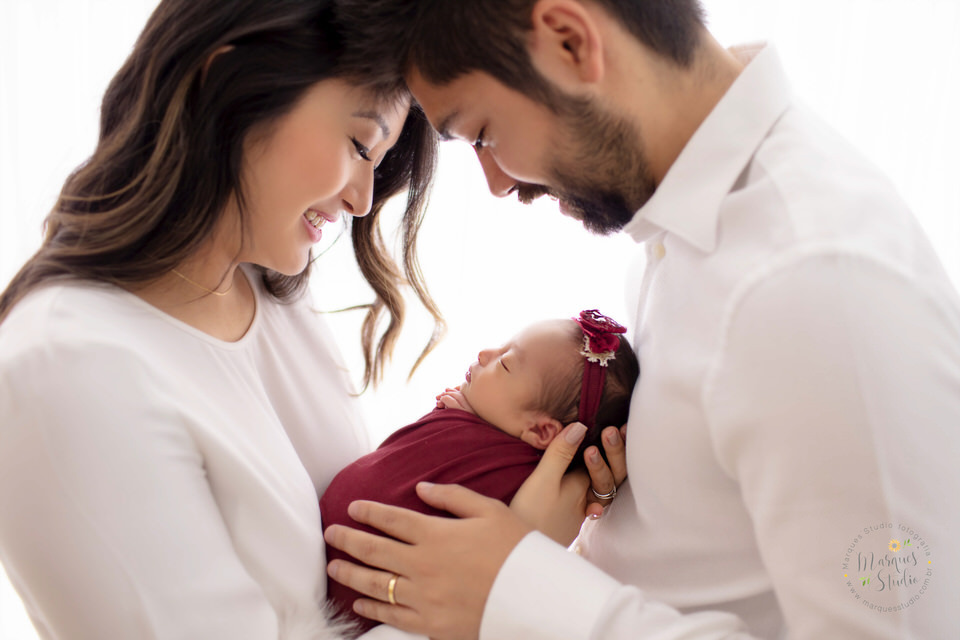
171, 268, 234, 297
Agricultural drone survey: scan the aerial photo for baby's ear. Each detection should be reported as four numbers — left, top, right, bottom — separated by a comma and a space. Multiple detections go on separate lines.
520, 415, 564, 450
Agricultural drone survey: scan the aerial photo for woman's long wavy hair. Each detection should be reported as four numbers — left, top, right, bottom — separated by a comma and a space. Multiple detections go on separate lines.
0, 0, 442, 389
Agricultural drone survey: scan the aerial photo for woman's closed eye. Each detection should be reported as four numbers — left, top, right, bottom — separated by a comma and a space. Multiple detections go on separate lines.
351, 137, 371, 161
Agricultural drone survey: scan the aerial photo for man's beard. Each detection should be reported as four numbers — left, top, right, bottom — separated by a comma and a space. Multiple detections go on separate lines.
516, 94, 657, 236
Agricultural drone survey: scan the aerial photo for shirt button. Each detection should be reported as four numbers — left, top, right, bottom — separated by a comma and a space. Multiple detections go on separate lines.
653, 242, 666, 260
573, 543, 583, 555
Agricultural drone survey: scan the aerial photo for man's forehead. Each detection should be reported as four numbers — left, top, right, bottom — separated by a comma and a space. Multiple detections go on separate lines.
406, 68, 491, 138
406, 69, 460, 134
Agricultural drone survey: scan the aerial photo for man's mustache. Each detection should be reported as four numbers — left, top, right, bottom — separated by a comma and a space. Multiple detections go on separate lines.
514, 183, 554, 205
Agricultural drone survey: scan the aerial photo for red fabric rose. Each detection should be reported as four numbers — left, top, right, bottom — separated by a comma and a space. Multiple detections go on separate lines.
576, 309, 626, 356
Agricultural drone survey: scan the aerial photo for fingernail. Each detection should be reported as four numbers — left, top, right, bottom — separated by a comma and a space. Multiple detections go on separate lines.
565, 422, 588, 445
588, 448, 600, 463
605, 429, 620, 446
417, 481, 435, 495
327, 560, 340, 579
354, 601, 366, 615
347, 501, 362, 519
588, 513, 601, 520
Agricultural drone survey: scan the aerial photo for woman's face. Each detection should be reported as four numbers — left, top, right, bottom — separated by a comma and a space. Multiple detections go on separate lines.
235, 79, 409, 275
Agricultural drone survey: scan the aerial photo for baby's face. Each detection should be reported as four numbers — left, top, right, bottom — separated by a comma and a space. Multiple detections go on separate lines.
460, 319, 579, 438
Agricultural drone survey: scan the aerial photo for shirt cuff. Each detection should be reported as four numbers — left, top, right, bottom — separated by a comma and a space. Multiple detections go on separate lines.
479, 531, 622, 640
358, 625, 428, 640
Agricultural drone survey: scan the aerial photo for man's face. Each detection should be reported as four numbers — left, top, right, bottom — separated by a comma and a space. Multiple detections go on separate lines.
407, 68, 657, 235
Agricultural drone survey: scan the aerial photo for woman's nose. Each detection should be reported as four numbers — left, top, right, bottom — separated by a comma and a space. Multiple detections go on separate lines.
341, 167, 374, 218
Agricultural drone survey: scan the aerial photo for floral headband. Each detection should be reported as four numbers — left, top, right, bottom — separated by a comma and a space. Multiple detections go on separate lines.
575, 309, 628, 429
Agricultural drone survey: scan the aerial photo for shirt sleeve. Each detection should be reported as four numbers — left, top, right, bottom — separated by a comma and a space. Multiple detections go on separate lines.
481, 533, 750, 640
358, 626, 428, 640
703, 251, 960, 638
0, 341, 279, 639
481, 252, 960, 639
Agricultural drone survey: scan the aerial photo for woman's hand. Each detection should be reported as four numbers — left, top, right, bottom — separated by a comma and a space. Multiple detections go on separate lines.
583, 425, 628, 518
509, 423, 589, 545
510, 423, 628, 544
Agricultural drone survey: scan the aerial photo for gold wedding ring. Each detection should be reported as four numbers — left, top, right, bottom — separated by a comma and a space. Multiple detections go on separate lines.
387, 573, 399, 605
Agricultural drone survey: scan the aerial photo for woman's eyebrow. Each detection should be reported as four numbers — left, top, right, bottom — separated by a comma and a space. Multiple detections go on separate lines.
352, 111, 390, 140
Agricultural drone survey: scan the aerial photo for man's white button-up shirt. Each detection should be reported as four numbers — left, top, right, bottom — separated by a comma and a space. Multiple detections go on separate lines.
481, 44, 960, 640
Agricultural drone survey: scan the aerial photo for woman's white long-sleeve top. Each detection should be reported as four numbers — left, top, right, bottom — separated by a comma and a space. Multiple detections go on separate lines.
0, 271, 370, 639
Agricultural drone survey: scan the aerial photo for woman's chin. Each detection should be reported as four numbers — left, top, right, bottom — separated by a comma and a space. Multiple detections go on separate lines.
260, 254, 310, 277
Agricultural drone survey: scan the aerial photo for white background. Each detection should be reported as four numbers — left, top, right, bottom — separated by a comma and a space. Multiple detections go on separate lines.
2, 1, 959, 637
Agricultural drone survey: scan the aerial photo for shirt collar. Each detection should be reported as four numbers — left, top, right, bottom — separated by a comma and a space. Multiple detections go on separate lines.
622, 44, 793, 251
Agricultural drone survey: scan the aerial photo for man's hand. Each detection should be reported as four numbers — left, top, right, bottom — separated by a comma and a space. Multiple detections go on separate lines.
324, 422, 592, 639
325, 484, 529, 639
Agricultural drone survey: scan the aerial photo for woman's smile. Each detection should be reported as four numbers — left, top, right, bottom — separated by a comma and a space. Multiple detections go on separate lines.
302, 209, 337, 243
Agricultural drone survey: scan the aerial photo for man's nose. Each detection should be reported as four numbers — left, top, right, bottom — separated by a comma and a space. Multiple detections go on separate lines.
477, 149, 517, 198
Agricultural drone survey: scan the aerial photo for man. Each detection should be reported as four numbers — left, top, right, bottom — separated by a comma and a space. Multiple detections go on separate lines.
325, 1, 960, 638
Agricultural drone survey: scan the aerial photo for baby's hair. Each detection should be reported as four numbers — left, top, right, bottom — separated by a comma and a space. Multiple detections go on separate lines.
534, 320, 640, 470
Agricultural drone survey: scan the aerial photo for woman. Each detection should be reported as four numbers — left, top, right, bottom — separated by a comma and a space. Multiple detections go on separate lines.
0, 0, 440, 637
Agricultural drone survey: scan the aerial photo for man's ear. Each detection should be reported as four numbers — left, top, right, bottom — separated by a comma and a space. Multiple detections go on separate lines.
520, 415, 564, 450
527, 0, 604, 90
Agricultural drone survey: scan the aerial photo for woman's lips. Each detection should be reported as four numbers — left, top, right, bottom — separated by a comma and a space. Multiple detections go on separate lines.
305, 209, 335, 228
302, 213, 323, 243
302, 209, 338, 244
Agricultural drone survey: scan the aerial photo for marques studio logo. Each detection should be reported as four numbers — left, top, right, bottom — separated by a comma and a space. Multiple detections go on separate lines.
842, 523, 933, 612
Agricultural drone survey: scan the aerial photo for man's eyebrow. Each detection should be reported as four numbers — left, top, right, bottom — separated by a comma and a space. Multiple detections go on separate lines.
436, 110, 461, 142
352, 111, 390, 139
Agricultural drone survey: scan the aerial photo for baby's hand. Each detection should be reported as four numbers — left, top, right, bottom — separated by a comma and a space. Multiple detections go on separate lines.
436, 386, 473, 413
435, 385, 461, 406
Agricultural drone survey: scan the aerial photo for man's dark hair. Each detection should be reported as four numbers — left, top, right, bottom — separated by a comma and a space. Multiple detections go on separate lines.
336, 0, 706, 108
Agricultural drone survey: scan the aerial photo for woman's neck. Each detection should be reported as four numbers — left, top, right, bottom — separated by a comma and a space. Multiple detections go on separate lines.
128, 238, 257, 342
